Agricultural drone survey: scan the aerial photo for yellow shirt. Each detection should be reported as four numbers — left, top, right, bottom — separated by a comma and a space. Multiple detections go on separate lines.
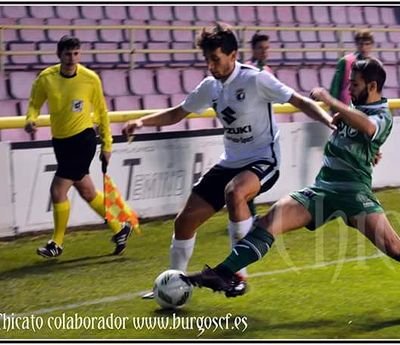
25, 64, 112, 152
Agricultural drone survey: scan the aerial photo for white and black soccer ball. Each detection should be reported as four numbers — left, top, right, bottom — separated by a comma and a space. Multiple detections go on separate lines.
153, 269, 193, 309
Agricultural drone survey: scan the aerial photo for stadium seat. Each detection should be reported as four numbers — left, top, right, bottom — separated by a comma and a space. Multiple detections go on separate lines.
142, 94, 170, 110
216, 6, 237, 23
170, 93, 186, 106
0, 74, 8, 101
55, 6, 80, 20
267, 44, 284, 62
37, 42, 59, 65
151, 6, 174, 21
45, 18, 73, 42
298, 67, 319, 93
329, 6, 348, 25
127, 6, 151, 21
93, 42, 121, 65
128, 69, 156, 95
318, 29, 337, 43
387, 31, 400, 44
146, 42, 172, 65
98, 19, 124, 42
188, 117, 217, 130
33, 126, 52, 141
282, 42, 303, 63
8, 71, 37, 99
293, 6, 313, 24
275, 67, 299, 90
100, 70, 129, 97
279, 29, 299, 43
17, 18, 46, 42
384, 65, 398, 89
323, 43, 342, 62
181, 68, 205, 93
256, 6, 277, 24
363, 7, 381, 25
7, 42, 38, 66
298, 27, 319, 43
148, 20, 172, 42
120, 42, 146, 66
19, 99, 48, 116
171, 21, 194, 42
0, 129, 31, 142
173, 6, 195, 21
275, 6, 294, 24
80, 6, 104, 20
77, 42, 94, 65
303, 42, 324, 62
155, 68, 183, 95
311, 6, 331, 25
113, 95, 142, 111
171, 42, 197, 65
195, 6, 216, 22
319, 66, 335, 89
371, 26, 388, 45
377, 42, 397, 64
0, 17, 18, 41
347, 7, 364, 25
2, 6, 29, 18
236, 6, 257, 24
379, 7, 397, 25
72, 19, 99, 42
29, 6, 56, 19
104, 6, 128, 20
122, 19, 148, 42
0, 100, 20, 116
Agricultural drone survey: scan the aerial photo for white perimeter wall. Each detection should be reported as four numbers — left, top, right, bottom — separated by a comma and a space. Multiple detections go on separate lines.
1, 119, 400, 237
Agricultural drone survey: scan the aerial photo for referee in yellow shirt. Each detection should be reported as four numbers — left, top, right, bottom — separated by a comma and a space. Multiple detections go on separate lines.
25, 35, 132, 257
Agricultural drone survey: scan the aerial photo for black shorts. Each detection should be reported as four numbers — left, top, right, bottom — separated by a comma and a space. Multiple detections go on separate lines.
192, 160, 280, 212
52, 128, 97, 181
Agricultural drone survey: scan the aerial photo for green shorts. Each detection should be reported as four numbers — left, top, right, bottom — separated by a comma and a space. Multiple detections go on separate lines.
290, 186, 383, 230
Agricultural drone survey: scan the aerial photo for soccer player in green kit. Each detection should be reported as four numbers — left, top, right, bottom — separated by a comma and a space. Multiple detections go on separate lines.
25, 36, 132, 257
185, 57, 400, 296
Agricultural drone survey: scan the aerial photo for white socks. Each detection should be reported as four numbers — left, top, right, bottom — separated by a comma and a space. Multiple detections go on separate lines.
228, 217, 254, 278
170, 234, 196, 272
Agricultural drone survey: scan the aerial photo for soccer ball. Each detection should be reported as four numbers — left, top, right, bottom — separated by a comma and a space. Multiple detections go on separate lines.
153, 269, 193, 309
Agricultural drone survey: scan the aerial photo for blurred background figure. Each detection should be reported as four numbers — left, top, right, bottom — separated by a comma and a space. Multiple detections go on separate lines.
329, 29, 374, 105
245, 32, 273, 73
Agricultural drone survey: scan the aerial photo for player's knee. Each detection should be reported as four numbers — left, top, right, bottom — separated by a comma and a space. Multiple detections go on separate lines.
225, 186, 246, 208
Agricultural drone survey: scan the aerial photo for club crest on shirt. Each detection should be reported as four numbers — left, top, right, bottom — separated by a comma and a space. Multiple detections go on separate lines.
72, 100, 83, 112
236, 89, 245, 101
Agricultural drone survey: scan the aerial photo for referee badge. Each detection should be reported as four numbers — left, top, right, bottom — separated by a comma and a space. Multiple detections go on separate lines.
72, 100, 83, 112
236, 89, 245, 101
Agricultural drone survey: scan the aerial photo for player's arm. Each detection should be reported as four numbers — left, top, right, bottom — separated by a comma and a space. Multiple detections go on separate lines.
329, 58, 345, 99
310, 87, 376, 137
122, 105, 190, 137
288, 92, 336, 130
92, 76, 113, 162
25, 76, 47, 133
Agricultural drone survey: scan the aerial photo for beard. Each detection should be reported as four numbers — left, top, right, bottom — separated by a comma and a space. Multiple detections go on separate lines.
351, 87, 369, 105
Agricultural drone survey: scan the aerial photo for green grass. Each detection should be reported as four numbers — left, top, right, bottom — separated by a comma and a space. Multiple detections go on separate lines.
1, 188, 400, 339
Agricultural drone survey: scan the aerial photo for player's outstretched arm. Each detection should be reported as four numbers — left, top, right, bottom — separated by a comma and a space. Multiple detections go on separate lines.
122, 105, 190, 138
310, 87, 376, 137
288, 92, 336, 130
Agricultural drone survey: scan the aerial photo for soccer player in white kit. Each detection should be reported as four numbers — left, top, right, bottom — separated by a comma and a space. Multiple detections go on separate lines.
123, 23, 335, 297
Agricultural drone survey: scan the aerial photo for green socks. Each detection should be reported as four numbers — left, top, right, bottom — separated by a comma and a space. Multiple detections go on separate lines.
217, 224, 275, 275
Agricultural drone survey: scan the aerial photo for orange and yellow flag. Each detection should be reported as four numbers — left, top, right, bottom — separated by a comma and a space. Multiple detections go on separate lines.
104, 174, 140, 235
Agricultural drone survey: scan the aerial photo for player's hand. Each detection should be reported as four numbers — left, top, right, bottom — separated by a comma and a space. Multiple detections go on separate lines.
331, 112, 342, 127
310, 87, 331, 104
24, 121, 37, 134
100, 151, 111, 165
122, 119, 143, 140
372, 151, 382, 166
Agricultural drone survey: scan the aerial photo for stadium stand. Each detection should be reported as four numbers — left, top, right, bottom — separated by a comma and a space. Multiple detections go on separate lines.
0, 5, 400, 141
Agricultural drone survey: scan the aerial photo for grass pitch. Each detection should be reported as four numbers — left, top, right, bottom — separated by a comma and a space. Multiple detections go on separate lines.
1, 188, 400, 340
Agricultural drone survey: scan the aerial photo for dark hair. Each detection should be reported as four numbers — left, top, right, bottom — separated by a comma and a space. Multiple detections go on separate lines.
57, 35, 81, 56
196, 22, 238, 55
250, 32, 270, 49
352, 57, 386, 92
354, 29, 374, 44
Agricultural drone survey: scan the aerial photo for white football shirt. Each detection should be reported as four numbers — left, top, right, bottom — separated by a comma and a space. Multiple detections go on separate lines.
182, 61, 294, 168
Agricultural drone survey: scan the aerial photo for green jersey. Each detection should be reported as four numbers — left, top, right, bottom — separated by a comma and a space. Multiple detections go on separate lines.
315, 98, 392, 192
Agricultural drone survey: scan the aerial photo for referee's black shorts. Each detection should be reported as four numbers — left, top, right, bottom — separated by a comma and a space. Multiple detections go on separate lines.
52, 127, 97, 181
192, 160, 280, 212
